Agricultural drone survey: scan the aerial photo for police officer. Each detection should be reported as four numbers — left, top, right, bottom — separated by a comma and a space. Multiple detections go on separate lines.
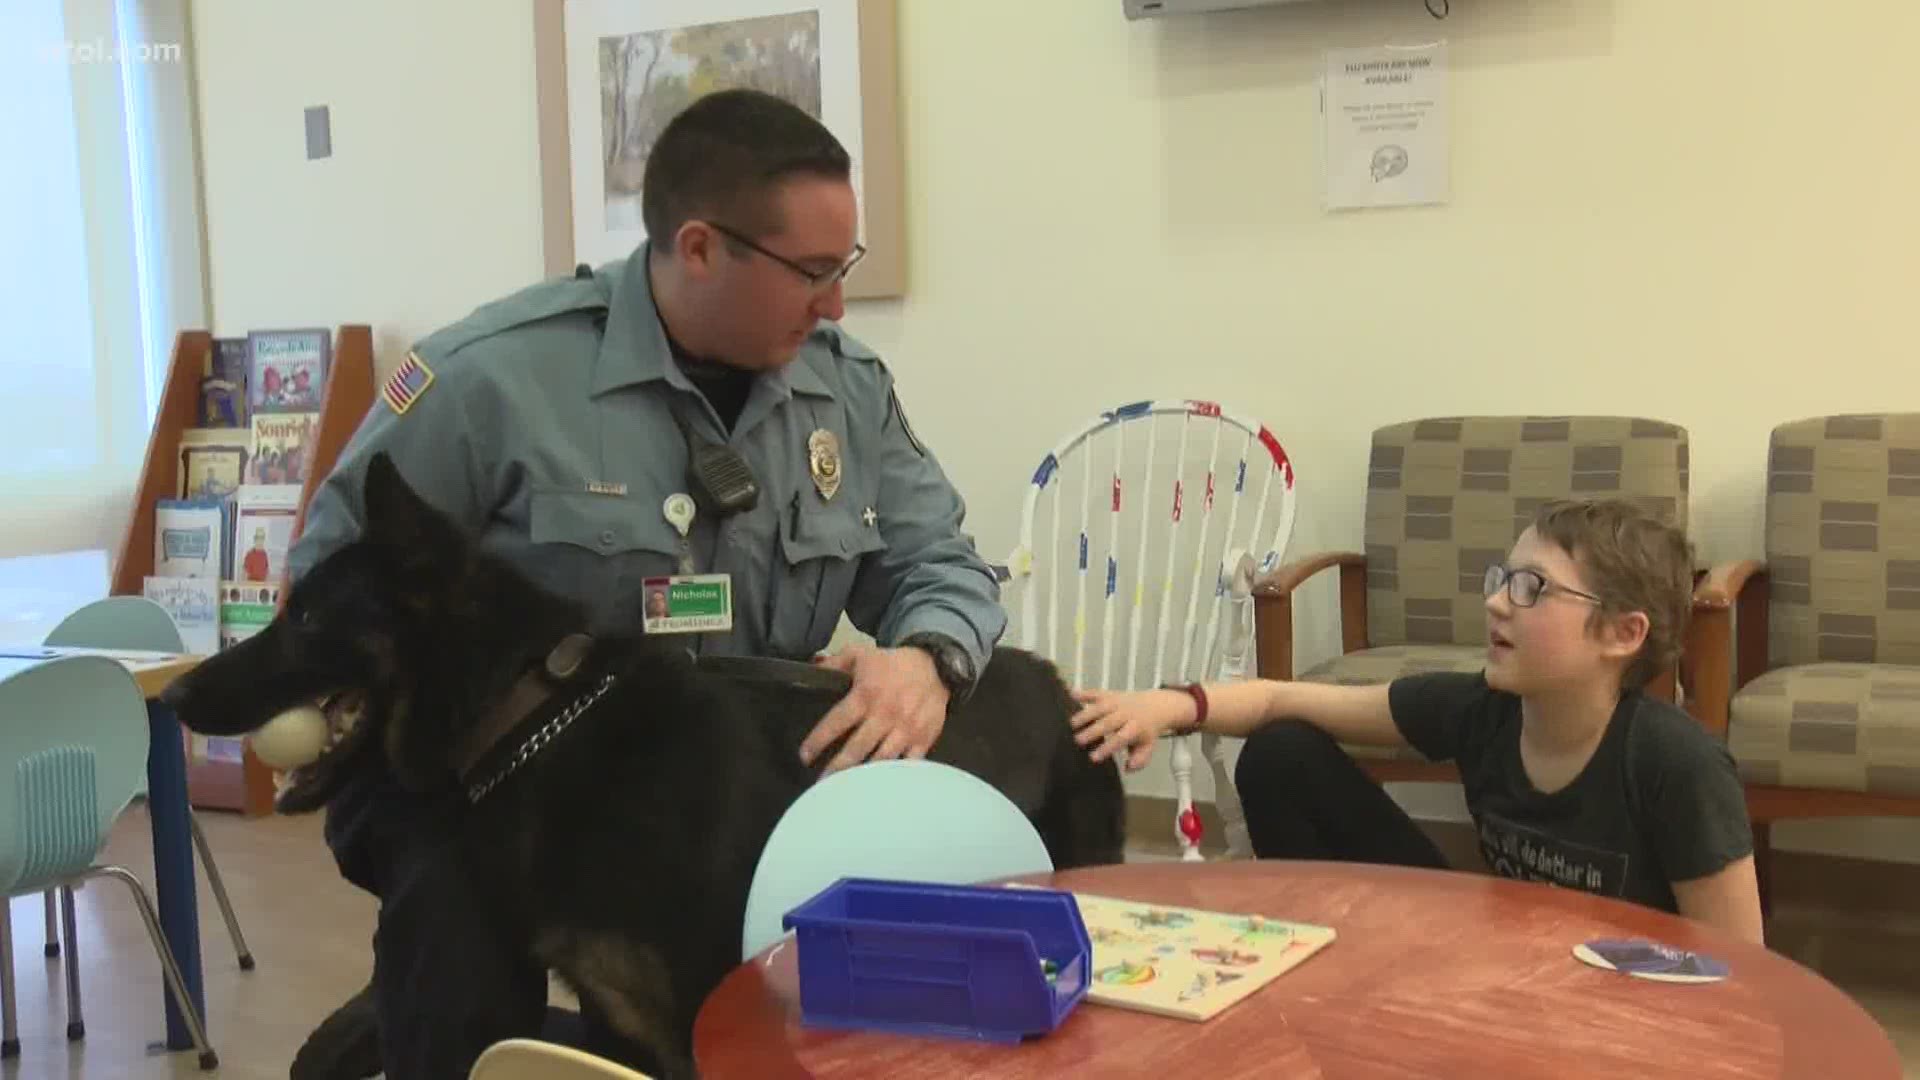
287, 89, 1003, 1079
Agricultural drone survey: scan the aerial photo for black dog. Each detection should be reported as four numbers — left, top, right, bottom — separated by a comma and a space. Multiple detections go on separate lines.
161, 452, 1124, 1078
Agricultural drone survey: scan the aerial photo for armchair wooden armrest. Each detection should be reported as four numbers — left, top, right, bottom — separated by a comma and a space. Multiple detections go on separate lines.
1693, 559, 1767, 610
1682, 559, 1770, 740
1251, 551, 1368, 681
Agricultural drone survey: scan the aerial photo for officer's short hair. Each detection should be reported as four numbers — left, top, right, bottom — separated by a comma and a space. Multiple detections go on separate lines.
642, 88, 851, 244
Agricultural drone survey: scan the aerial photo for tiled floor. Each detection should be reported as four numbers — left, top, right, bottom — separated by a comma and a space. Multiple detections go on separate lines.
2, 810, 1916, 1078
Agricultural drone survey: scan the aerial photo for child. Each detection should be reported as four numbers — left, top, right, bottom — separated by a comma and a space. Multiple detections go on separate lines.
1071, 498, 1764, 943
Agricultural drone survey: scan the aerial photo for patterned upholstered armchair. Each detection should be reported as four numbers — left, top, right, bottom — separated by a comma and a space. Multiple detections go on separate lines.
1252, 416, 1690, 783
1684, 414, 1920, 905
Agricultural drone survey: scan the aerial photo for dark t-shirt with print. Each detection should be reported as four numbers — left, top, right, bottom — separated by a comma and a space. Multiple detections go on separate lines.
1388, 672, 1753, 913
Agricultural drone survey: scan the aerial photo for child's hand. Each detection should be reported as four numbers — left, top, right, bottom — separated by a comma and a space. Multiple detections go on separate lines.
1070, 689, 1196, 771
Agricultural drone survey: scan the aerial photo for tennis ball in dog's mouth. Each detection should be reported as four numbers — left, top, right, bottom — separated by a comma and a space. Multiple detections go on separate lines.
249, 704, 329, 770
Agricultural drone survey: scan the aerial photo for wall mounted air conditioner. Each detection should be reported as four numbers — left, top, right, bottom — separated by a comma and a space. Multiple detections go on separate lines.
1124, 0, 1323, 19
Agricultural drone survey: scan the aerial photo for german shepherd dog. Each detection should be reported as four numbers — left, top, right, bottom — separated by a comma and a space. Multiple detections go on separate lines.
160, 452, 1125, 1078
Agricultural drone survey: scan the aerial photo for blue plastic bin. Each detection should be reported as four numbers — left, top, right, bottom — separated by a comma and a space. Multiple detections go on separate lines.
781, 877, 1092, 1044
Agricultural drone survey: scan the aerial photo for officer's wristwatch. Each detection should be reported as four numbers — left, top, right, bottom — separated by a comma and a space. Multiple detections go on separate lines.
900, 632, 977, 702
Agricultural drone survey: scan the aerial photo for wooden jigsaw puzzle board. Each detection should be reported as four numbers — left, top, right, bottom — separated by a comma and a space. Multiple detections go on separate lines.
1072, 891, 1336, 1021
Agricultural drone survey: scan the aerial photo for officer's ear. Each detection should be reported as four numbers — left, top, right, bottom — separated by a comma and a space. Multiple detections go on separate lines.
361, 452, 464, 578
671, 220, 720, 279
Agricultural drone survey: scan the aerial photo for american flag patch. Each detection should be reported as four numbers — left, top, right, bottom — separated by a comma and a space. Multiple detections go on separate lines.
382, 351, 435, 415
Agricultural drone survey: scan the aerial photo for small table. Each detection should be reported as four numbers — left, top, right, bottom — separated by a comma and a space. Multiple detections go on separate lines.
693, 861, 1902, 1079
0, 646, 205, 1053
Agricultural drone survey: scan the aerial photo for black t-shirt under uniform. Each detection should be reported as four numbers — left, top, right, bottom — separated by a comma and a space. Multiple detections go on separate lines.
1389, 672, 1753, 914
661, 323, 755, 433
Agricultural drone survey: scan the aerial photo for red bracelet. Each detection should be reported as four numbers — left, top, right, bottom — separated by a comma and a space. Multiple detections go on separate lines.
1161, 683, 1208, 733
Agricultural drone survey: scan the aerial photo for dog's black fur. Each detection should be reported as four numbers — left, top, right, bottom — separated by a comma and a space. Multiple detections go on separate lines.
160, 452, 1124, 1078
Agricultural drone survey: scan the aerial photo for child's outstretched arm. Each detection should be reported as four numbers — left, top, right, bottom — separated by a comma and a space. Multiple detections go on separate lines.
1070, 679, 1403, 771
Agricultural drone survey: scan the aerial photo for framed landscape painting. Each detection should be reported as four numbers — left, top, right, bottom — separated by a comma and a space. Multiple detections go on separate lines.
533, 0, 905, 299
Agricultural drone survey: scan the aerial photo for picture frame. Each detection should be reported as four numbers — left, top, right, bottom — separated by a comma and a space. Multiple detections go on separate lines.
531, 0, 905, 300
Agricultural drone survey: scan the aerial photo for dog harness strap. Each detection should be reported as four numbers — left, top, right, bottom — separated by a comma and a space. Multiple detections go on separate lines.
544, 632, 594, 679
465, 672, 619, 804
451, 673, 555, 780
455, 633, 611, 799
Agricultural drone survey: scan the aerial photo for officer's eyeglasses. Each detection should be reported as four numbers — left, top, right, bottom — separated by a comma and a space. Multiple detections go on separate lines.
707, 221, 866, 294
1483, 564, 1603, 609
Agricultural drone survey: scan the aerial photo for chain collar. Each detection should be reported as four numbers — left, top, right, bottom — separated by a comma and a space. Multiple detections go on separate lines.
465, 672, 618, 804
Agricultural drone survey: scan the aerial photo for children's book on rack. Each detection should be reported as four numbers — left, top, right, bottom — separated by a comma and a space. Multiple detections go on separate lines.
248, 412, 318, 485
199, 336, 248, 429
219, 580, 282, 649
141, 575, 220, 655
178, 427, 247, 499
154, 497, 232, 579
246, 328, 331, 416
233, 483, 301, 583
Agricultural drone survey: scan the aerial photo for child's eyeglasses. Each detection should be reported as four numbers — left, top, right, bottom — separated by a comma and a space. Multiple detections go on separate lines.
1483, 564, 1603, 608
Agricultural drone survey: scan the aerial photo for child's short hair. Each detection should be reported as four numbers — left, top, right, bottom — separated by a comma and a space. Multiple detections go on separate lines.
1530, 499, 1695, 689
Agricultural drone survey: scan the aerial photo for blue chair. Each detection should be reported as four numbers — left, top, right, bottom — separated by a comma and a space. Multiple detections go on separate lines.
0, 654, 217, 1067
41, 595, 187, 654
37, 597, 253, 1040
739, 759, 1055, 960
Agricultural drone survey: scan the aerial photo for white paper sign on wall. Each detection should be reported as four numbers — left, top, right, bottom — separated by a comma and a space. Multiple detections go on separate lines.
1322, 42, 1450, 210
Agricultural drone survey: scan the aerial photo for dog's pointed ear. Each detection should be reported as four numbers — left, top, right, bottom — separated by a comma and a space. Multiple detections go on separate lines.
362, 451, 463, 563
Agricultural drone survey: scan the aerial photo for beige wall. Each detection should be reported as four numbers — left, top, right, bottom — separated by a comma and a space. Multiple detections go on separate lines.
190, 0, 1920, 861
191, 0, 547, 366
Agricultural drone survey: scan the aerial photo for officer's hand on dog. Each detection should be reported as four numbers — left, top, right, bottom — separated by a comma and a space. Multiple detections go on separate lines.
801, 644, 948, 774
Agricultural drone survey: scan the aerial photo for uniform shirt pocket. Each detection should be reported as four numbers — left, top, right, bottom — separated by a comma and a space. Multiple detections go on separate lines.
528, 488, 681, 632
770, 498, 888, 657
531, 489, 679, 556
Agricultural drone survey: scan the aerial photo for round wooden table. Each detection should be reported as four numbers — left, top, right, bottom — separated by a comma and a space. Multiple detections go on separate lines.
692, 861, 1901, 1079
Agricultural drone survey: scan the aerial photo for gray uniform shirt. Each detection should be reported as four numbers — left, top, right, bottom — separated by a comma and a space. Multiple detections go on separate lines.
288, 244, 1004, 671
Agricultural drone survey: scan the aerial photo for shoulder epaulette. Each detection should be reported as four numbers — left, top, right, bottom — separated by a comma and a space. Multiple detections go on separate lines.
413, 275, 611, 362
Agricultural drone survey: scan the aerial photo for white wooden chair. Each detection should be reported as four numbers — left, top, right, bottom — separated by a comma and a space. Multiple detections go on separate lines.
998, 400, 1297, 860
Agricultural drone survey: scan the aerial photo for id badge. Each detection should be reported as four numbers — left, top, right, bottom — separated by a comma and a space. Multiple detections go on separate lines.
642, 574, 733, 635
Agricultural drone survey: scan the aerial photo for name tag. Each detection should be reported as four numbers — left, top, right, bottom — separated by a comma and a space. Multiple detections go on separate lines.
642, 574, 733, 635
